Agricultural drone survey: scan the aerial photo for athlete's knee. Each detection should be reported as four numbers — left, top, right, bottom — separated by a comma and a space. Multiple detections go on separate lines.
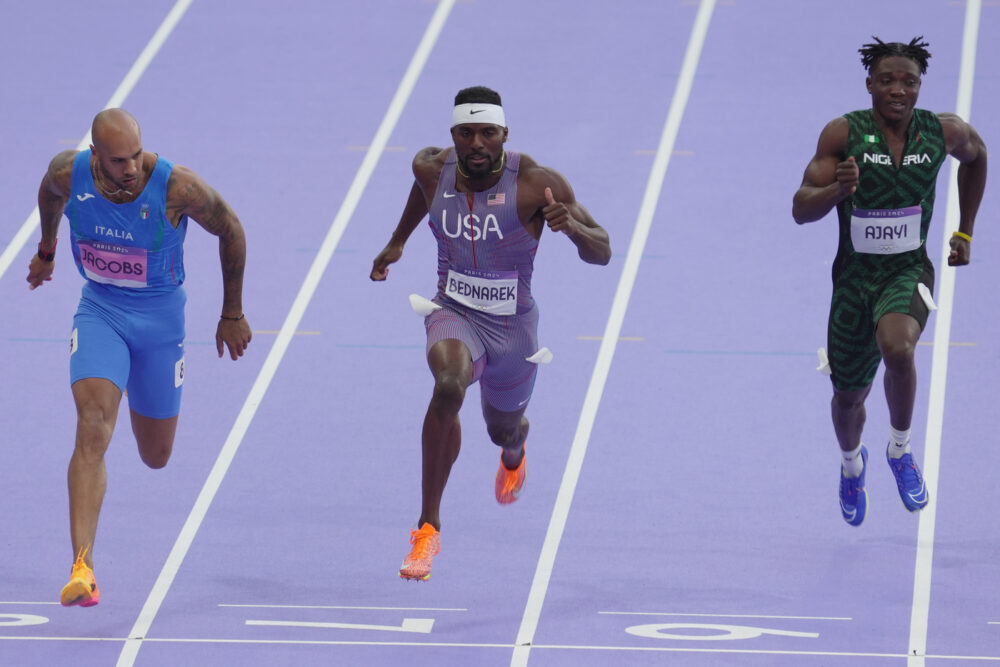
74, 407, 114, 461
876, 314, 919, 371
430, 373, 467, 413
138, 443, 172, 469
879, 337, 916, 373
130, 412, 178, 469
72, 379, 121, 460
831, 388, 868, 413
487, 424, 519, 448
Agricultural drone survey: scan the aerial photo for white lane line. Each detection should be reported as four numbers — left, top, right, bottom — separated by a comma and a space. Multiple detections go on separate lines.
908, 1, 981, 665
3, 634, 999, 660
5, 635, 1000, 660
246, 618, 434, 633
509, 1, 717, 664
220, 604, 467, 611
0, 0, 195, 283
5, 636, 512, 648
113, 1, 457, 665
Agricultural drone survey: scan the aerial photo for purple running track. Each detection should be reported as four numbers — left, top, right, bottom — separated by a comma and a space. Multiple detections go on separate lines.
0, 1, 997, 665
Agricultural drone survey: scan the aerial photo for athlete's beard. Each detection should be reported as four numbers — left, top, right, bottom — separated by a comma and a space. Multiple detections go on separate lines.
457, 151, 505, 178
93, 160, 135, 197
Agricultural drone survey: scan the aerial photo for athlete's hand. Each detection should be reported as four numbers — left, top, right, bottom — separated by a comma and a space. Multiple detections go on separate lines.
836, 156, 859, 196
216, 316, 252, 360
948, 235, 971, 266
370, 244, 403, 281
26, 255, 55, 290
542, 187, 579, 237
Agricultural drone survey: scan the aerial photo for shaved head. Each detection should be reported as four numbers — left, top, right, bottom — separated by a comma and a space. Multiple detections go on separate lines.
92, 108, 141, 147
89, 108, 145, 196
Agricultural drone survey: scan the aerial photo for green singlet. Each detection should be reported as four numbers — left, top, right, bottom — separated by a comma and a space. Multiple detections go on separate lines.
827, 108, 946, 391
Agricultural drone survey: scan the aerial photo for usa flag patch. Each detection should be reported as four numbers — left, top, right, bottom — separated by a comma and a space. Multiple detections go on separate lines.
487, 193, 505, 206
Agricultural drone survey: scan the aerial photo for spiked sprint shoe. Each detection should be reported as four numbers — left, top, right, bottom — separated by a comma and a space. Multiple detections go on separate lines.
60, 547, 99, 607
399, 523, 441, 581
839, 446, 869, 526
495, 446, 527, 505
887, 445, 929, 512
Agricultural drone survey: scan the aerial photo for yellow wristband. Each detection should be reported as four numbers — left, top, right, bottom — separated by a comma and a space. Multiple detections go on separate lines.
952, 231, 972, 242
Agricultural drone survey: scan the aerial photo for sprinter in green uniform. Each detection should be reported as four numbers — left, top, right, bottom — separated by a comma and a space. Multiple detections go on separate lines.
793, 37, 987, 526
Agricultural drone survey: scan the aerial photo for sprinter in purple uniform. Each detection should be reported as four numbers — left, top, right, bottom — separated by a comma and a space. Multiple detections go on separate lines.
27, 109, 252, 607
371, 86, 611, 581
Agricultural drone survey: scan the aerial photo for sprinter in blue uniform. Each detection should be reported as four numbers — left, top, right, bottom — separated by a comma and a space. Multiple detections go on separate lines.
27, 109, 252, 607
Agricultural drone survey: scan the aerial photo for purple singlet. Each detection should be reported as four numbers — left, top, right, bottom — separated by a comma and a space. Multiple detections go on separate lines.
428, 151, 538, 315
423, 150, 542, 412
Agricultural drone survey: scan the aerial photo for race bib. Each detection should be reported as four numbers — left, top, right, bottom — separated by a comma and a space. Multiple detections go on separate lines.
445, 268, 518, 315
850, 206, 922, 254
77, 240, 148, 287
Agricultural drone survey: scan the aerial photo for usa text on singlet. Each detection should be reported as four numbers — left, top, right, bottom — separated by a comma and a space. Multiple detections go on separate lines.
428, 150, 539, 315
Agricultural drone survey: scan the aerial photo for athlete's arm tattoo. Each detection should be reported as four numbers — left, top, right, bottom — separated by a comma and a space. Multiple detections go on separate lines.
169, 166, 247, 317
37, 150, 76, 243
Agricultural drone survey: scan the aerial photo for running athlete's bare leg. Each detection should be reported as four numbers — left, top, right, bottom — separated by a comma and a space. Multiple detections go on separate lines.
482, 399, 528, 468
68, 378, 121, 568
831, 384, 873, 452
876, 312, 921, 431
131, 411, 178, 469
418, 339, 474, 531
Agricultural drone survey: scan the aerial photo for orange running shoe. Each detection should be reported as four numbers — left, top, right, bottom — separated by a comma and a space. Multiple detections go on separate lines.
495, 446, 527, 504
399, 523, 441, 581
60, 546, 99, 607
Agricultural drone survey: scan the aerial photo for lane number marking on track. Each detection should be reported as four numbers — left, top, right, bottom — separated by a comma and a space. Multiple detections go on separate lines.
0, 614, 49, 627
625, 622, 818, 641
246, 617, 434, 634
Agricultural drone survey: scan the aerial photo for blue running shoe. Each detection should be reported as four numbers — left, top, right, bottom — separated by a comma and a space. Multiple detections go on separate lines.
839, 446, 868, 526
886, 445, 929, 512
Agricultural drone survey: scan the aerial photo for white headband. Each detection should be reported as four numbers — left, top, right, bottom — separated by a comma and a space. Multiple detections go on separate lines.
451, 103, 506, 127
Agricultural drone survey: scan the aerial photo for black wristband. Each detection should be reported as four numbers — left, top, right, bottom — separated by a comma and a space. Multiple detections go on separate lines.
220, 313, 244, 321
38, 240, 56, 262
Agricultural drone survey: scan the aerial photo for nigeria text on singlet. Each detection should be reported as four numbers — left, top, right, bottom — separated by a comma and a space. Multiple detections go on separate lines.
835, 108, 946, 264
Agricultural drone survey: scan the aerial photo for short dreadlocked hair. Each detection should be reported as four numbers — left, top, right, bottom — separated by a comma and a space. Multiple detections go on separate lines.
859, 36, 931, 74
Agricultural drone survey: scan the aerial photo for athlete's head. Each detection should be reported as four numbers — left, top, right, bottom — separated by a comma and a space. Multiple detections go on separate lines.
859, 36, 931, 75
90, 108, 143, 193
450, 86, 508, 179
455, 86, 502, 107
859, 37, 929, 123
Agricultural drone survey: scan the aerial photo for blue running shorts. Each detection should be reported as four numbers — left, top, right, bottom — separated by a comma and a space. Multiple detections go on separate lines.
70, 282, 186, 419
